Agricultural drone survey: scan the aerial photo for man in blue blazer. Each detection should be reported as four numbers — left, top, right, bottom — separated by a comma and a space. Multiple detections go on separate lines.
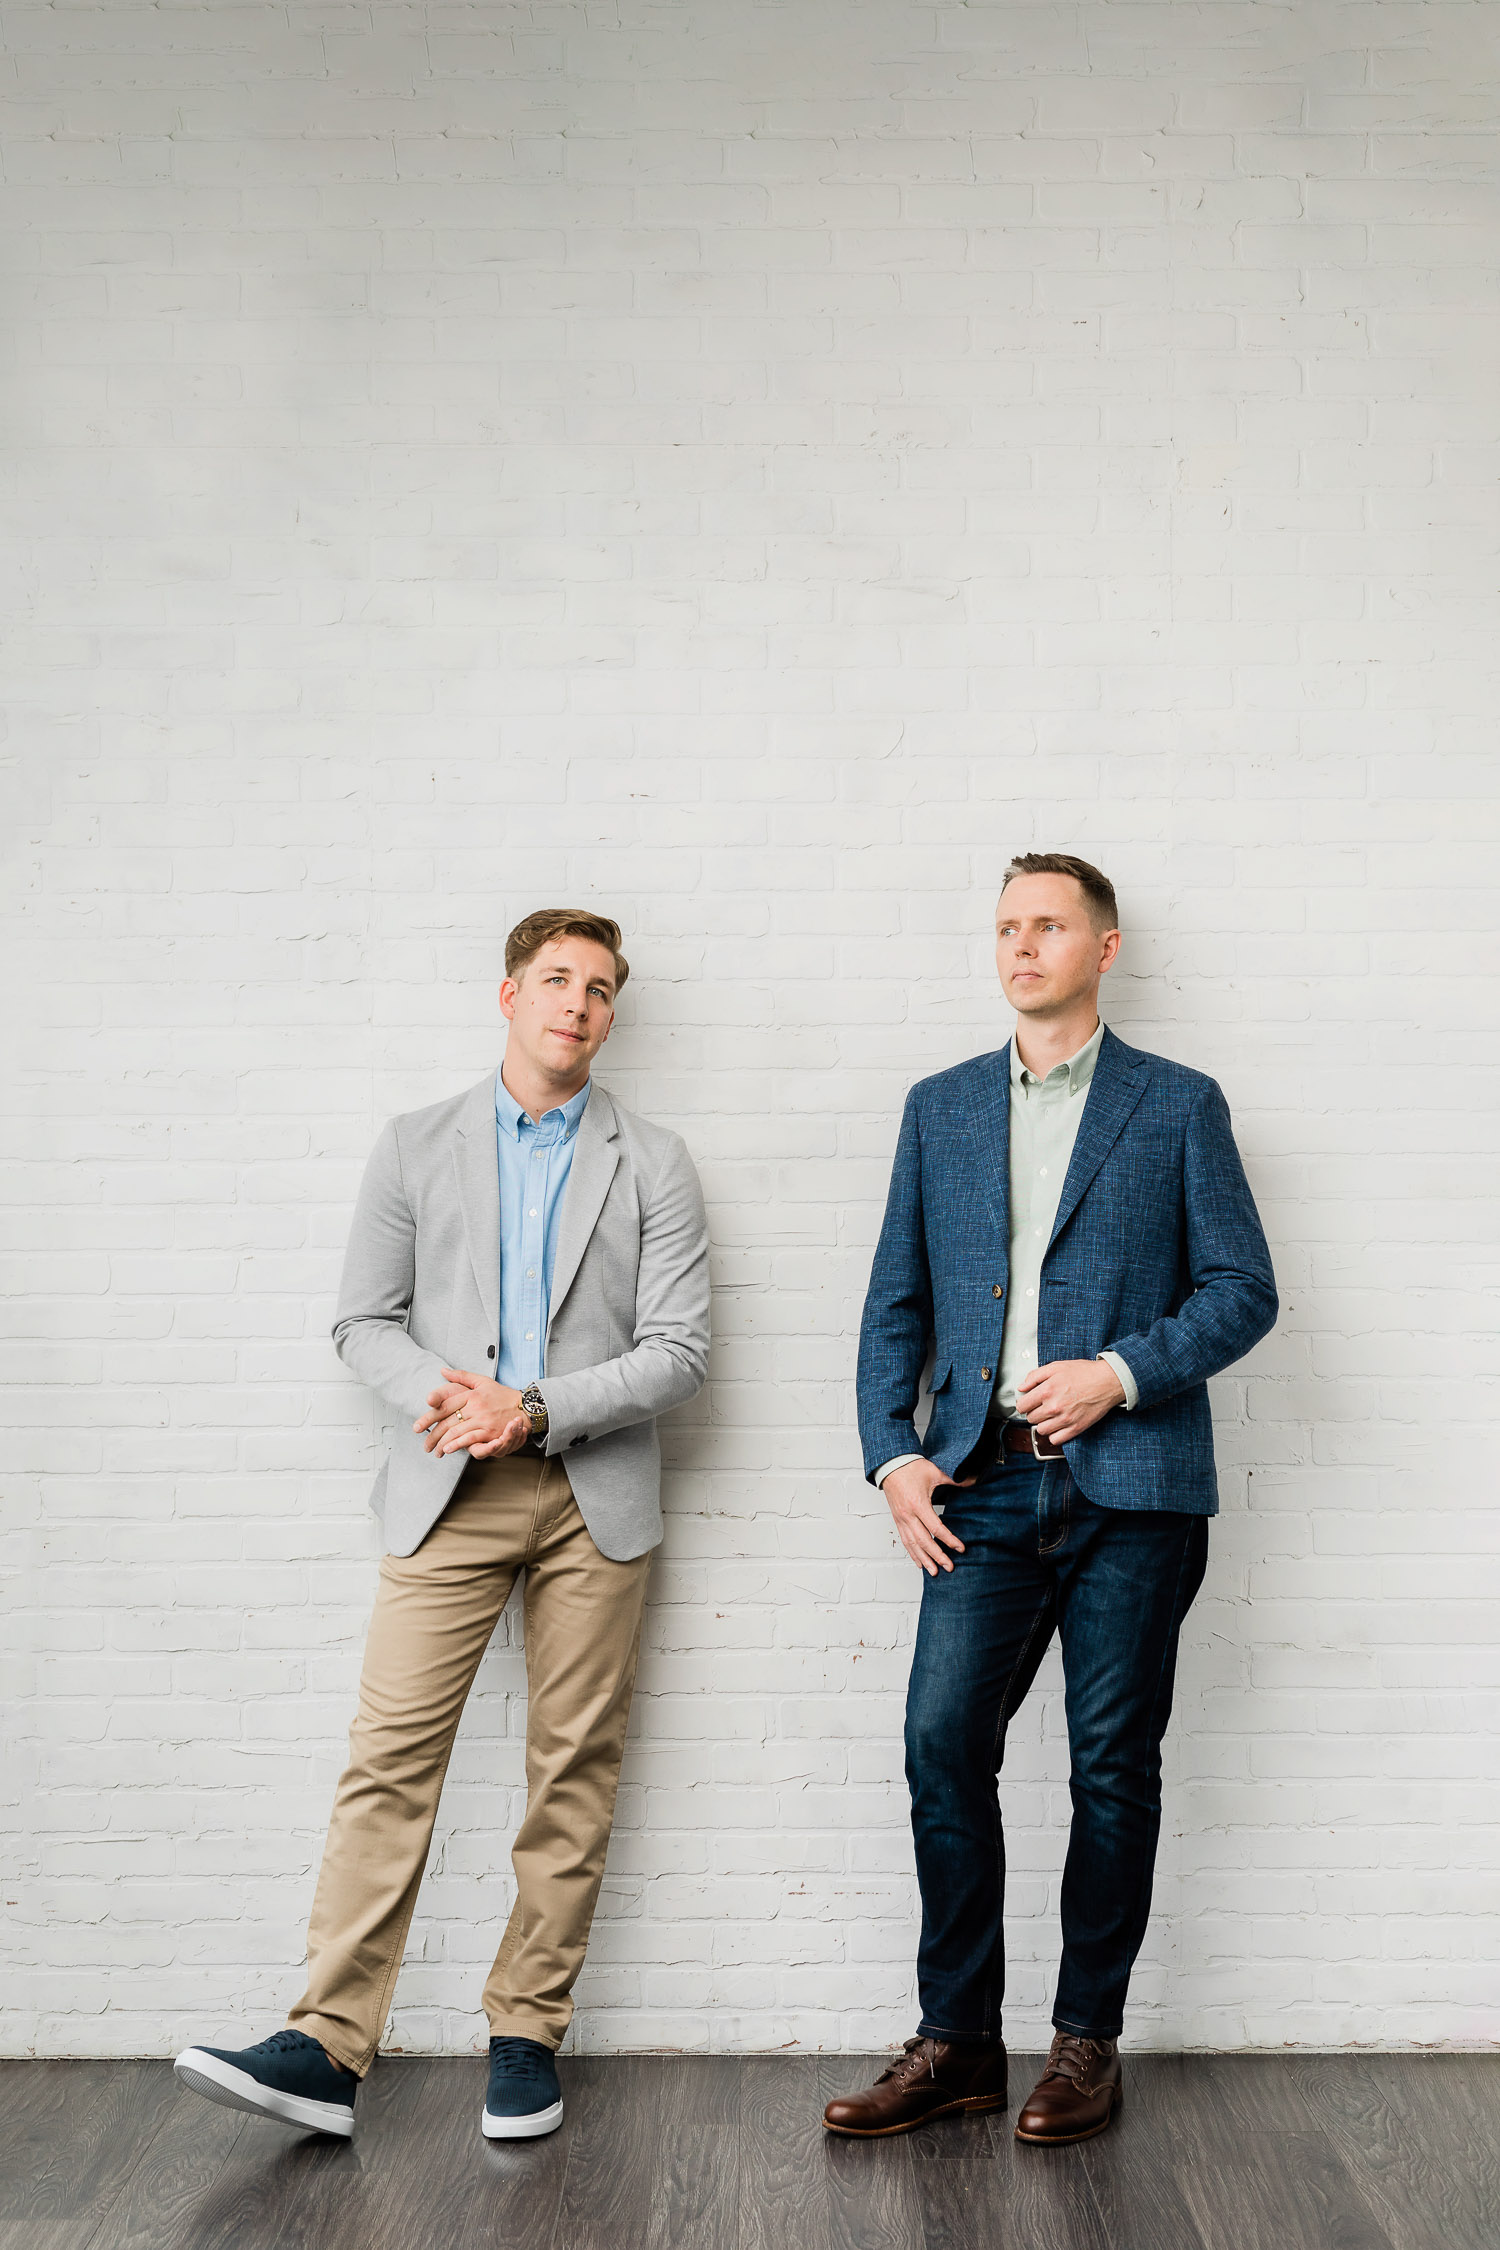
822, 853, 1277, 2145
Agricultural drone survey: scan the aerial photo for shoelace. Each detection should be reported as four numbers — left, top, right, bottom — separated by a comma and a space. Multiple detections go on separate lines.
489, 2038, 552, 2076
877, 2037, 937, 2087
253, 2029, 319, 2056
1041, 2034, 1108, 2086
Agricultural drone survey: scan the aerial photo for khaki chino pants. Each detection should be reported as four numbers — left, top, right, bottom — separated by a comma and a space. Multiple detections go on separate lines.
288, 1451, 650, 2074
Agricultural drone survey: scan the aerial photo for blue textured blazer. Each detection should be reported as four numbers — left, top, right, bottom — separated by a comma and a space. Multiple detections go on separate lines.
857, 1028, 1278, 1514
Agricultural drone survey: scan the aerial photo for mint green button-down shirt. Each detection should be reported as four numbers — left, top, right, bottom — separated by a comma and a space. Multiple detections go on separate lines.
997, 1020, 1136, 1418
872, 1020, 1136, 1489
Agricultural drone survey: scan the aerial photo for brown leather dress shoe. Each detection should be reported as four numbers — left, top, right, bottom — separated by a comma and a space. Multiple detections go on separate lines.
1013, 2032, 1122, 2144
822, 2035, 1008, 2138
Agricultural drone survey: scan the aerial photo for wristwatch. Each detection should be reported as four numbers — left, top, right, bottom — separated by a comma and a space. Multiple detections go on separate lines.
520, 1383, 549, 1441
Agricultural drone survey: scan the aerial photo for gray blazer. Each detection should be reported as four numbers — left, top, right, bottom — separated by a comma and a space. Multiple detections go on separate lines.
332, 1073, 711, 1561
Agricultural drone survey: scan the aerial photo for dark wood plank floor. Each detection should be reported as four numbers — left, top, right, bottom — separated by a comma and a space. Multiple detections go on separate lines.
1, 2053, 1494, 2250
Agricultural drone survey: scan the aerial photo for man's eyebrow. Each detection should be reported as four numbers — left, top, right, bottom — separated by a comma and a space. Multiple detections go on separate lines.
548, 957, 615, 992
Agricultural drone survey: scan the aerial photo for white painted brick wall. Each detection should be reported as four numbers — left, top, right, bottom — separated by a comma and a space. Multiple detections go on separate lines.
4, 0, 1499, 2059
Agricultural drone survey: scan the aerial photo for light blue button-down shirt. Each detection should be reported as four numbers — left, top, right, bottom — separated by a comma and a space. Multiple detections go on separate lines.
494, 1070, 591, 1390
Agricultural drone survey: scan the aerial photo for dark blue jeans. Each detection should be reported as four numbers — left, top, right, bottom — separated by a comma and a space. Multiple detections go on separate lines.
905, 1452, 1208, 2045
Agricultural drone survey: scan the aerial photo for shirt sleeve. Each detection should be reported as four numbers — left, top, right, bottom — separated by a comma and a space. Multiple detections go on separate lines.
1097, 1351, 1138, 1410
873, 1453, 924, 1488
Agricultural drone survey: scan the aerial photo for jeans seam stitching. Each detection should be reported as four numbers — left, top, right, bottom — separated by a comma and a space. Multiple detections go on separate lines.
978, 1591, 1054, 2042
1108, 1518, 1204, 2038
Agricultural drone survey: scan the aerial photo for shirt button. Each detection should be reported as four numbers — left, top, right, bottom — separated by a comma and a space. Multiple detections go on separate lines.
1040, 1167, 1049, 1178
525, 1331, 534, 1341
527, 1269, 536, 1278
529, 1208, 538, 1217
1026, 1288, 1035, 1298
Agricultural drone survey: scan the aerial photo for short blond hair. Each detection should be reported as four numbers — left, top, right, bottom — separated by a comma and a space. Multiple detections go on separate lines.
504, 908, 630, 991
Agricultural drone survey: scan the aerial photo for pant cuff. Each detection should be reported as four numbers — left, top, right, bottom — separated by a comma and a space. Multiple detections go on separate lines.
285, 2016, 367, 2078
487, 2012, 563, 2051
915, 2020, 1002, 2049
1051, 2013, 1121, 2042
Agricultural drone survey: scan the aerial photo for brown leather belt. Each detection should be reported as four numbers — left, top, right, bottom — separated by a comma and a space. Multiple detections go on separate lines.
962, 1418, 1066, 1477
1000, 1418, 1066, 1462
1002, 1422, 1074, 1458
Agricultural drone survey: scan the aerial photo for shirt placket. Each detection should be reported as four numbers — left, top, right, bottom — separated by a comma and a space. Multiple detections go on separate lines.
520, 1118, 556, 1387
1024, 1070, 1068, 1383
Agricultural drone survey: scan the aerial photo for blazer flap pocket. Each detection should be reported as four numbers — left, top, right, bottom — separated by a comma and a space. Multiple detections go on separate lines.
926, 1359, 954, 1395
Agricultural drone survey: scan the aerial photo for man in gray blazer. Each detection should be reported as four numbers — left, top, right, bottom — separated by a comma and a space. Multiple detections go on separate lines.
175, 909, 710, 2142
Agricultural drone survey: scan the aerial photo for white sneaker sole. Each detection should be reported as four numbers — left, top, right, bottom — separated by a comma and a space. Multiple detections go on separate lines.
482, 2096, 564, 2140
173, 2048, 356, 2139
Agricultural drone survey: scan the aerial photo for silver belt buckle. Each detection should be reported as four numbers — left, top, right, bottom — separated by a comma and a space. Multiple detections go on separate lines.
1029, 1422, 1053, 1462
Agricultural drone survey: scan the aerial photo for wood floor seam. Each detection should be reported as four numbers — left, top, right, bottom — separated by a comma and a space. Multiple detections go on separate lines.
2, 2055, 1495, 2250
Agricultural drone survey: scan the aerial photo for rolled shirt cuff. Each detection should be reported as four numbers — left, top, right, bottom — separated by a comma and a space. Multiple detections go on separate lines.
1098, 1351, 1138, 1410
873, 1452, 924, 1489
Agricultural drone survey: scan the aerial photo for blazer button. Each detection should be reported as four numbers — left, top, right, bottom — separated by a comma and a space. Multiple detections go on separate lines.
992, 1284, 1004, 1298
573, 1434, 589, 1447
980, 1367, 992, 1381
486, 1345, 496, 1359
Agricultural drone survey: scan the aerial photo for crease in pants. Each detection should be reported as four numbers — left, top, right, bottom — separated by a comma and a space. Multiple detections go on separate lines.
287, 1452, 650, 2074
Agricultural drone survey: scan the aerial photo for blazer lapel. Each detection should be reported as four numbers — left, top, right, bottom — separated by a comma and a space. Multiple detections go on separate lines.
452, 1077, 501, 1340
1047, 1029, 1149, 1248
547, 1083, 621, 1322
962, 1046, 1012, 1249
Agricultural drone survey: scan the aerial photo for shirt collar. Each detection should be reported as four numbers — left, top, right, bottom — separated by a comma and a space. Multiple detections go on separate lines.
494, 1069, 592, 1143
1010, 1018, 1105, 1096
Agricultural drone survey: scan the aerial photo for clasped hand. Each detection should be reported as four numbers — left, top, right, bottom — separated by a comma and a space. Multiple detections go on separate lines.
413, 1367, 532, 1460
1015, 1356, 1123, 1442
882, 1358, 1124, 1577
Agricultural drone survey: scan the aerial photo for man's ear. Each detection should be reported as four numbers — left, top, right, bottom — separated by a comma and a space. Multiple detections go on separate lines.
499, 976, 519, 1022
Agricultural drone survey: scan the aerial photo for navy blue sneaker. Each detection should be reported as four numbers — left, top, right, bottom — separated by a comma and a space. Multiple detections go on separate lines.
482, 2036, 563, 2139
174, 2028, 359, 2138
